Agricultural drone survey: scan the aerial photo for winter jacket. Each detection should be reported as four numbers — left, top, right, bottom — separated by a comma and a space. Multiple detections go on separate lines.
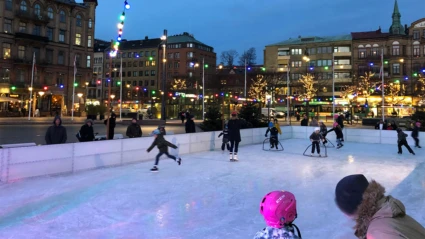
265, 127, 279, 137
300, 118, 308, 126
79, 124, 95, 142
327, 126, 343, 139
319, 124, 328, 136
254, 225, 300, 239
45, 117, 67, 145
353, 180, 425, 239
309, 132, 323, 141
274, 123, 282, 135
227, 118, 242, 142
126, 123, 142, 138
411, 126, 419, 138
104, 114, 116, 129
337, 115, 345, 128
147, 134, 177, 153
218, 128, 229, 143
397, 131, 408, 142
185, 119, 196, 133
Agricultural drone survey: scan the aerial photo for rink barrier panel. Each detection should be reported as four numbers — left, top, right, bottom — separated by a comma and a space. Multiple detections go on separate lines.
1, 126, 424, 183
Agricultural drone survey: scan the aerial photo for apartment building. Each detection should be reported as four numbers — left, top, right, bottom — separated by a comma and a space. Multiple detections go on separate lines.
92, 38, 108, 104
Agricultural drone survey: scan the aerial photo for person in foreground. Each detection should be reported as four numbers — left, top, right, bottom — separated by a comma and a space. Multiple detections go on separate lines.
254, 190, 301, 239
335, 174, 425, 239
147, 129, 181, 172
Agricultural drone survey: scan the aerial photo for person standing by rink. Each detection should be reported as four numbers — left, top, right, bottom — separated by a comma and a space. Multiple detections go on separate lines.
411, 122, 421, 148
309, 127, 324, 157
397, 128, 415, 155
147, 129, 181, 172
228, 111, 242, 161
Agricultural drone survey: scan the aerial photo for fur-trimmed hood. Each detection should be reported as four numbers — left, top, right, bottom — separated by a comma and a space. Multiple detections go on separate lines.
354, 180, 407, 238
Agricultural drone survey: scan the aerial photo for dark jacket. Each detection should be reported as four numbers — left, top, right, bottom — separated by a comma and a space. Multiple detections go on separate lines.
147, 134, 177, 153
319, 124, 328, 136
300, 118, 308, 126
397, 131, 408, 142
309, 132, 323, 141
411, 126, 419, 138
327, 126, 343, 139
104, 114, 116, 129
265, 127, 279, 137
337, 115, 344, 129
228, 118, 242, 142
45, 117, 67, 145
185, 119, 196, 133
80, 124, 95, 142
126, 123, 142, 138
353, 180, 425, 239
218, 128, 229, 142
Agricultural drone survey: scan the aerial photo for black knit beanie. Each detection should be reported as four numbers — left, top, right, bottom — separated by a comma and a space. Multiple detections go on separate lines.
335, 174, 369, 215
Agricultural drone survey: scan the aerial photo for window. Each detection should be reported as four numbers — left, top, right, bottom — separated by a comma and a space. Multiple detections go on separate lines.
128, 52, 132, 58
46, 27, 53, 41
392, 63, 400, 75
34, 4, 40, 16
3, 19, 12, 33
291, 49, 302, 55
76, 15, 82, 27
87, 56, 91, 68
139, 51, 143, 57
47, 7, 54, 19
127, 61, 131, 67
18, 46, 25, 59
133, 52, 138, 58
151, 60, 156, 66
17, 70, 25, 82
139, 71, 143, 76
59, 30, 65, 42
168, 63, 173, 69
138, 81, 143, 86
88, 19, 92, 29
121, 53, 126, 58
174, 52, 180, 58
291, 61, 302, 67
145, 51, 149, 57
75, 54, 81, 67
20, 1, 27, 11
334, 72, 351, 79
133, 71, 138, 77
307, 48, 316, 55
144, 80, 148, 86
19, 22, 26, 33
60, 10, 66, 23
151, 70, 156, 76
174, 62, 179, 68
132, 81, 136, 86
151, 51, 156, 57
187, 52, 194, 58
413, 44, 420, 56
145, 70, 149, 76
167, 53, 173, 58
334, 59, 350, 65
87, 36, 92, 47
58, 51, 64, 64
5, 0, 12, 11
413, 30, 420, 40
358, 48, 366, 58
2, 43, 11, 59
46, 49, 53, 64
133, 61, 137, 67
333, 46, 350, 52
371, 48, 380, 56
33, 25, 41, 36
145, 61, 150, 67
187, 43, 194, 48
392, 42, 400, 56
139, 61, 143, 67
278, 49, 290, 56
291, 74, 302, 80
75, 33, 81, 45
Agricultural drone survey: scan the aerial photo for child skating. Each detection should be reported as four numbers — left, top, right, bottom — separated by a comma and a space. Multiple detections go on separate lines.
411, 122, 421, 148
397, 128, 415, 155
147, 129, 181, 172
265, 123, 280, 149
327, 122, 344, 149
218, 122, 230, 153
309, 127, 324, 157
254, 190, 301, 239
319, 121, 328, 145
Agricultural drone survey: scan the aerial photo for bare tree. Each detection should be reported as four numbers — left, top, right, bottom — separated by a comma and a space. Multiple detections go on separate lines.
220, 50, 239, 67
299, 74, 317, 119
239, 47, 257, 66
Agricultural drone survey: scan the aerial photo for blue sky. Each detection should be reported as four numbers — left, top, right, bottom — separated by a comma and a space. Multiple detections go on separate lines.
91, 0, 423, 64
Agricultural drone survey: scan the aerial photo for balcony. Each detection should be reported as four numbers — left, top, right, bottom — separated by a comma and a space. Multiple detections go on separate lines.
15, 32, 49, 43
277, 67, 289, 72
334, 78, 352, 83
15, 10, 50, 24
333, 52, 351, 57
334, 65, 352, 70
277, 55, 290, 60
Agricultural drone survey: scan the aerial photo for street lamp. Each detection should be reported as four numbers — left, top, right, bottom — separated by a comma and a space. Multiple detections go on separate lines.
161, 29, 167, 121
85, 82, 89, 109
38, 91, 45, 96
348, 94, 354, 125
266, 94, 272, 121
110, 94, 115, 109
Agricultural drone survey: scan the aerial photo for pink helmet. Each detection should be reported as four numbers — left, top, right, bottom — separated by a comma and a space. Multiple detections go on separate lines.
333, 122, 339, 127
416, 122, 421, 127
334, 114, 339, 119
260, 191, 297, 228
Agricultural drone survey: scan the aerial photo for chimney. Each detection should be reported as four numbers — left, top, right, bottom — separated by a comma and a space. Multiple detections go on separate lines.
145, 36, 148, 40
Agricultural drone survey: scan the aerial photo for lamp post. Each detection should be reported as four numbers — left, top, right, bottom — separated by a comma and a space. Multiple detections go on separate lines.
38, 91, 44, 110
85, 82, 89, 111
348, 94, 354, 125
110, 94, 115, 109
266, 93, 272, 121
160, 30, 167, 121
286, 62, 291, 125
77, 93, 83, 114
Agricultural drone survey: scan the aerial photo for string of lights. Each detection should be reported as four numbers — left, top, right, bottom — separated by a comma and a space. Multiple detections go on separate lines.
109, 0, 130, 57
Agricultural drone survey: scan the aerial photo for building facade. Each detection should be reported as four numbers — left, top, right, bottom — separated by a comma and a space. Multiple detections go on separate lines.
92, 39, 108, 104
0, 0, 97, 116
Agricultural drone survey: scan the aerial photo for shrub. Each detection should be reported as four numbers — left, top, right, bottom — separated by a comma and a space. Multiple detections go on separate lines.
199, 107, 223, 131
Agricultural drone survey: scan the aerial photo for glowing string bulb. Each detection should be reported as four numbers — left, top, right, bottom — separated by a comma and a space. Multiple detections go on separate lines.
117, 36, 122, 41
124, 1, 130, 9
120, 13, 125, 21
118, 29, 123, 34
117, 22, 124, 29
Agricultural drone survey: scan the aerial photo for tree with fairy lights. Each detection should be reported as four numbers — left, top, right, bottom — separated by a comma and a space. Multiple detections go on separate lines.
385, 81, 405, 108
299, 73, 317, 119
357, 71, 378, 99
415, 74, 425, 106
248, 74, 268, 106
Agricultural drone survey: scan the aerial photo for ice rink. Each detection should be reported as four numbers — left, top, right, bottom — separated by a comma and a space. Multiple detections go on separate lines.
0, 139, 424, 239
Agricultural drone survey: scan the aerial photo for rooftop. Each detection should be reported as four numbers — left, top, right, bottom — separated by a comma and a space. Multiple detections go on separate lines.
104, 37, 162, 52
168, 32, 213, 49
267, 34, 352, 47
351, 28, 391, 40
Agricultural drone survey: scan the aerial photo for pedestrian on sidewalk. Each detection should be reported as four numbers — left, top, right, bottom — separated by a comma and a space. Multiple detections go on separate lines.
185, 115, 196, 133
300, 114, 308, 126
335, 174, 425, 239
397, 128, 415, 155
79, 119, 95, 142
147, 129, 181, 172
126, 118, 142, 138
45, 116, 67, 145
228, 111, 242, 161
104, 112, 116, 140
180, 110, 185, 124
411, 121, 421, 148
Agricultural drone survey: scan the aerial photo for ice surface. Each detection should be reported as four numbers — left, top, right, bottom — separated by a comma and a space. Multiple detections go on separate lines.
0, 139, 424, 239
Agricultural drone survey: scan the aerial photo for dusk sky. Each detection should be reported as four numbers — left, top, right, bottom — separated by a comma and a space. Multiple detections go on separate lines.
92, 0, 423, 64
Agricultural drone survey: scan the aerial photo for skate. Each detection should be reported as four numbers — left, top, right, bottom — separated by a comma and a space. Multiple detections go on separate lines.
270, 145, 274, 149
229, 152, 234, 161
418, 146, 422, 148
233, 153, 238, 161
275, 145, 279, 150
319, 154, 322, 157
177, 158, 182, 165
310, 153, 313, 156
150, 166, 159, 172
397, 152, 402, 154
337, 145, 342, 149
411, 152, 415, 155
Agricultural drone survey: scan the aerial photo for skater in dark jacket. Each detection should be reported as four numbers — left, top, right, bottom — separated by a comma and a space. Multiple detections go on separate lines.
319, 121, 328, 144
218, 123, 230, 152
79, 119, 95, 142
300, 115, 308, 126
397, 128, 415, 155
411, 122, 421, 148
45, 116, 67, 145
265, 123, 280, 149
309, 127, 324, 156
327, 122, 344, 148
185, 115, 196, 133
158, 125, 166, 135
147, 129, 181, 172
228, 111, 242, 161
126, 118, 142, 138
104, 112, 116, 140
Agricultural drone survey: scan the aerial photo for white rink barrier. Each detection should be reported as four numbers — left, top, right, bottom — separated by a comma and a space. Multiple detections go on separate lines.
1, 125, 423, 183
